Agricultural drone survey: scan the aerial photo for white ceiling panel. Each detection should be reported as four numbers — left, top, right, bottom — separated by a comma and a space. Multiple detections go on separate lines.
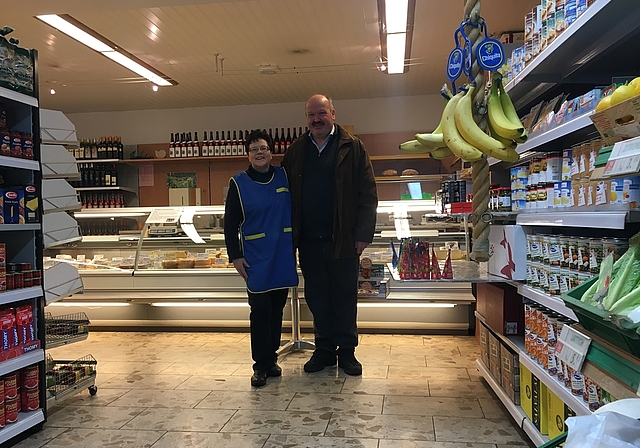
3, 0, 539, 113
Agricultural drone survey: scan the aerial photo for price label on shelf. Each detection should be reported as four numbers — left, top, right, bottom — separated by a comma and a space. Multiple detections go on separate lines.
146, 207, 182, 224
604, 136, 640, 176
555, 325, 591, 372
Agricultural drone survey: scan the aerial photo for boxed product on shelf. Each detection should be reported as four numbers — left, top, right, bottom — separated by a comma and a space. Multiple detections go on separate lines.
488, 225, 527, 281
357, 279, 389, 298
520, 362, 533, 421
476, 283, 524, 336
547, 389, 569, 439
488, 332, 501, 380
24, 185, 39, 223
3, 189, 24, 224
358, 256, 385, 280
590, 94, 640, 145
531, 375, 549, 435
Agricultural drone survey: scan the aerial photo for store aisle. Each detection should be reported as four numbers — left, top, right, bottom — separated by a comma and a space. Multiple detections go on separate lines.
16, 332, 532, 448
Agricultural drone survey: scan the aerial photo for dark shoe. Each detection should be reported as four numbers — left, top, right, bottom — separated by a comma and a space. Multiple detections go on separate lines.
338, 351, 362, 376
267, 364, 282, 377
304, 349, 337, 373
251, 370, 267, 387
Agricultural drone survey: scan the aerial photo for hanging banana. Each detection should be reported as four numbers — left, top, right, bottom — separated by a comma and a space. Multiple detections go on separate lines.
487, 80, 524, 141
441, 91, 485, 162
496, 76, 528, 143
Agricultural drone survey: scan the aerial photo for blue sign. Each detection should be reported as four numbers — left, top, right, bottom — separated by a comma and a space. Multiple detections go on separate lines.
447, 48, 463, 81
476, 38, 505, 71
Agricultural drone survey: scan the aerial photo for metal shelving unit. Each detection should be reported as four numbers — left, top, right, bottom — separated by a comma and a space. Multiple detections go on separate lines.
45, 354, 97, 409
45, 312, 90, 349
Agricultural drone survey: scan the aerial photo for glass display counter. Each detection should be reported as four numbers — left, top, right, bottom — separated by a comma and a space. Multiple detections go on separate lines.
43, 202, 476, 333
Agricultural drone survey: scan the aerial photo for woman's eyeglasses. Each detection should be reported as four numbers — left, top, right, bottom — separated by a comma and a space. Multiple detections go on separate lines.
248, 146, 271, 153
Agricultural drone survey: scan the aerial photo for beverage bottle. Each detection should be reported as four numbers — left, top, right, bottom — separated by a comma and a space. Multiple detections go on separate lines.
268, 128, 274, 146
238, 130, 245, 154
273, 128, 280, 154
181, 133, 187, 158
299, 127, 304, 138
187, 132, 194, 157
104, 163, 111, 186
209, 131, 214, 157
226, 131, 232, 156
193, 131, 200, 157
285, 128, 292, 151
292, 127, 298, 143
106, 136, 112, 159
111, 163, 117, 186
99, 137, 106, 159
201, 131, 209, 157
117, 136, 123, 159
169, 133, 175, 158
214, 131, 221, 156
231, 130, 238, 155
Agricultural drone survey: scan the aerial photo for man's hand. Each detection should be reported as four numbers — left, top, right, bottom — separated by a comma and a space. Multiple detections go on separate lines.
233, 258, 250, 279
355, 241, 369, 256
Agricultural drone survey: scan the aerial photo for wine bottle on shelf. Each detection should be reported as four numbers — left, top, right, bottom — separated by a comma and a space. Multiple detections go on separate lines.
231, 130, 238, 155
187, 132, 194, 158
273, 128, 280, 154
226, 131, 232, 156
193, 131, 200, 157
214, 131, 221, 156
201, 131, 209, 157
111, 163, 117, 186
268, 128, 274, 147
181, 133, 188, 158
104, 163, 111, 186
117, 136, 124, 160
169, 133, 175, 158
238, 130, 245, 154
285, 128, 292, 151
105, 137, 112, 159
280, 128, 286, 153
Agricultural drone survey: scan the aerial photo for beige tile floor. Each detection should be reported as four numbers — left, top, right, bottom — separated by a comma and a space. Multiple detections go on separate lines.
15, 332, 534, 448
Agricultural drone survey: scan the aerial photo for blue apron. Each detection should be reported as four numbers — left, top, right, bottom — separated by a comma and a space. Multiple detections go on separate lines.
232, 167, 298, 293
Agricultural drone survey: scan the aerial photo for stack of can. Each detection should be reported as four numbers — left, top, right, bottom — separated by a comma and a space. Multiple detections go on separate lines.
524, 303, 602, 411
510, 166, 528, 211
522, 152, 563, 210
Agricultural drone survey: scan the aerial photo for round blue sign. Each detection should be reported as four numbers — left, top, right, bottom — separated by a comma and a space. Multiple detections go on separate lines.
447, 48, 463, 81
476, 38, 505, 71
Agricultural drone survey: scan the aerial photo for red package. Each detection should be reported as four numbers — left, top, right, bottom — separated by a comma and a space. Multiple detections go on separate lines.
418, 242, 430, 279
21, 365, 38, 390
398, 240, 411, 279
15, 305, 34, 345
4, 374, 16, 401
442, 249, 454, 279
410, 241, 421, 279
431, 248, 442, 280
0, 310, 14, 353
21, 387, 39, 412
5, 397, 18, 423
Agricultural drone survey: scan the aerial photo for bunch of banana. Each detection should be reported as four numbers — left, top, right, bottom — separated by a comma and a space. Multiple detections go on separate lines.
399, 100, 454, 160
454, 86, 519, 162
488, 73, 528, 144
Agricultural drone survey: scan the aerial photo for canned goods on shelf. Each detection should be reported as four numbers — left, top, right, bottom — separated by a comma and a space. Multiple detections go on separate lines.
548, 236, 562, 266
541, 235, 551, 265
577, 237, 590, 272
602, 237, 629, 262
559, 236, 570, 268
589, 238, 603, 275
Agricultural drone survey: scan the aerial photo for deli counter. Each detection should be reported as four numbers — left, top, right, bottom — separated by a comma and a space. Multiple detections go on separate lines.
44, 201, 477, 333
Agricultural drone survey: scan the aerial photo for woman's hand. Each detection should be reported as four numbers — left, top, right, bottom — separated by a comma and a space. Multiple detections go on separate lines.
233, 257, 250, 280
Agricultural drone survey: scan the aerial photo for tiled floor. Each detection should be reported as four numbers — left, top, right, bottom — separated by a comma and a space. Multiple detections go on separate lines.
15, 332, 533, 448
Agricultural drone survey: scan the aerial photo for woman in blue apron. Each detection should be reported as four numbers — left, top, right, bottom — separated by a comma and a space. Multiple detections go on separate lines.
224, 129, 298, 387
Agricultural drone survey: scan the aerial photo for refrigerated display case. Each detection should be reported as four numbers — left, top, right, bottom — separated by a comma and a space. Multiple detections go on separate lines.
43, 201, 478, 332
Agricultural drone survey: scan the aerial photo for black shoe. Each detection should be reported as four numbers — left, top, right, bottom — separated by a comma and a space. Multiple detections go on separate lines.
304, 349, 337, 373
338, 351, 362, 376
267, 364, 282, 377
251, 370, 267, 387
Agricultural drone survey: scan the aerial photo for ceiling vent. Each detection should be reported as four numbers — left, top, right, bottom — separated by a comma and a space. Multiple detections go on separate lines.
258, 64, 280, 75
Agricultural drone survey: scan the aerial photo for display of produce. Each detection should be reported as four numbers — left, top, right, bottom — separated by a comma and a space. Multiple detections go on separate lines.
594, 77, 640, 112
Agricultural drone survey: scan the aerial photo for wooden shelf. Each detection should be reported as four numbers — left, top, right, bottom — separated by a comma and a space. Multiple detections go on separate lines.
125, 154, 284, 163
375, 174, 450, 183
369, 154, 435, 161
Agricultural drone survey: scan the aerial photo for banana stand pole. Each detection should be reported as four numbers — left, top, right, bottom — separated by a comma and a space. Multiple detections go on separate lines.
277, 287, 315, 357
464, 0, 491, 263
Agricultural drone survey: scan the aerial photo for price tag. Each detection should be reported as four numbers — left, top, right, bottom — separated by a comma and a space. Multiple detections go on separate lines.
147, 208, 182, 224
603, 136, 640, 176
555, 325, 591, 372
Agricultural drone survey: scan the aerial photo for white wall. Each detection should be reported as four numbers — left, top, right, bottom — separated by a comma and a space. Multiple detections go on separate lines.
67, 94, 444, 145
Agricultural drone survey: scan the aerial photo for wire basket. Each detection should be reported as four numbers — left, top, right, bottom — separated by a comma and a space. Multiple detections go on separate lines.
45, 312, 90, 349
46, 353, 97, 396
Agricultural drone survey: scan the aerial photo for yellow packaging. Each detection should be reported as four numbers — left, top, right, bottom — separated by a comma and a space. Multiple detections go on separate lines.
531, 374, 549, 434
520, 362, 533, 422
547, 389, 566, 439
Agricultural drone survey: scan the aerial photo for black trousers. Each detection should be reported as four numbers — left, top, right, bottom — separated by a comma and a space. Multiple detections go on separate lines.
298, 238, 359, 353
248, 288, 288, 371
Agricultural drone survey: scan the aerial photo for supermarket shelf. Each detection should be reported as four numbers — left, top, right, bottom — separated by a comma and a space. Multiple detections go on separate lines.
124, 154, 281, 163
515, 208, 639, 230
46, 333, 88, 349
41, 140, 78, 146
0, 410, 45, 445
74, 207, 153, 218
504, 0, 640, 110
388, 262, 507, 283
0, 155, 41, 171
370, 154, 440, 161
474, 312, 523, 354
0, 86, 38, 107
76, 159, 123, 164
0, 350, 45, 377
375, 175, 448, 183
519, 353, 591, 416
518, 285, 578, 321
47, 375, 96, 409
0, 224, 40, 232
487, 113, 596, 166
0, 287, 43, 306
75, 186, 137, 194
476, 359, 547, 447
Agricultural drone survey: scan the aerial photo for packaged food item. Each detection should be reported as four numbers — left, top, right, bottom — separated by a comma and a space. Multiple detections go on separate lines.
0, 37, 15, 91
4, 397, 18, 424
13, 46, 34, 96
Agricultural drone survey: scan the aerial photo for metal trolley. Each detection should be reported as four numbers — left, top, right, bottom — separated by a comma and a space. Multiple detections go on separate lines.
45, 312, 98, 408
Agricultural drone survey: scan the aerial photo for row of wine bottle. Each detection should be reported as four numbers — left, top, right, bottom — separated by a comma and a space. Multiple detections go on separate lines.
169, 127, 308, 158
79, 192, 126, 209
68, 163, 118, 188
71, 136, 125, 160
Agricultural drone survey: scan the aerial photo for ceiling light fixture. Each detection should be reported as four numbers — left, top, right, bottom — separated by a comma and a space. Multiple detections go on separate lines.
50, 88, 55, 95
152, 85, 158, 92
35, 14, 176, 87
377, 0, 416, 74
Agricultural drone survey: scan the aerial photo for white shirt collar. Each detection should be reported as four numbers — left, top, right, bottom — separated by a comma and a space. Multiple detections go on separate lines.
309, 124, 336, 153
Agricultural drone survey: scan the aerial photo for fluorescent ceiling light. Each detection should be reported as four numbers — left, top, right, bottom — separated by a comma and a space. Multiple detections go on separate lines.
35, 14, 175, 87
48, 302, 130, 307
36, 14, 114, 52
387, 33, 406, 74
386, 0, 409, 33
151, 302, 250, 307
102, 51, 172, 86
